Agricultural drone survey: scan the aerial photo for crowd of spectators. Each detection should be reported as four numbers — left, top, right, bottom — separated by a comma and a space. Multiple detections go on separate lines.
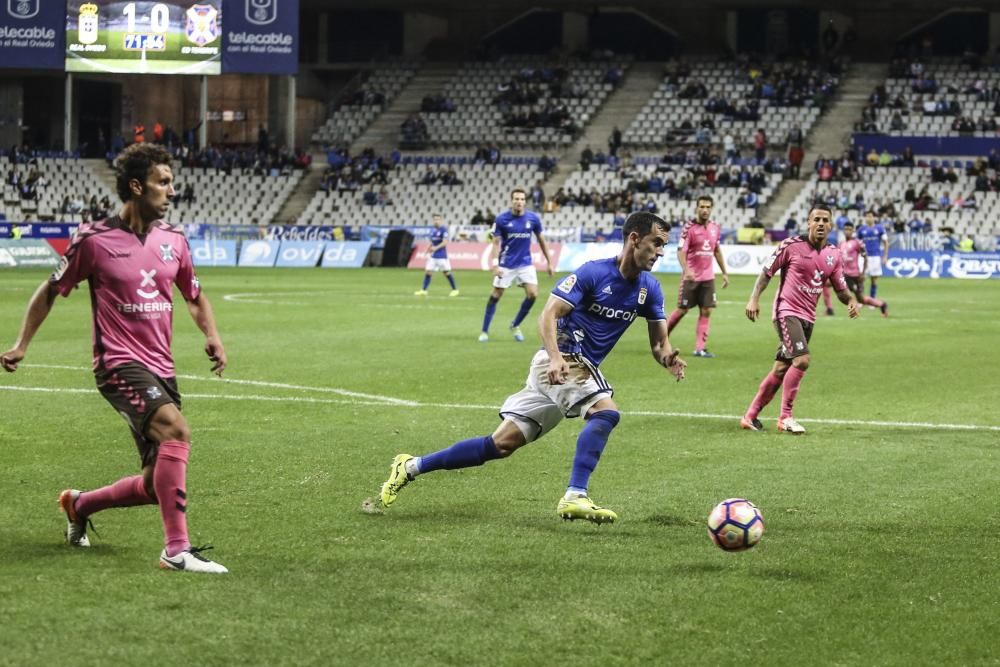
400, 114, 429, 149
320, 147, 395, 196
167, 143, 308, 176
6, 163, 46, 201
421, 95, 456, 113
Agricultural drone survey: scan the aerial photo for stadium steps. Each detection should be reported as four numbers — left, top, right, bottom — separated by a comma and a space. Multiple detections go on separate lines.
273, 160, 327, 225
543, 61, 665, 196
757, 61, 888, 226
351, 62, 461, 154
87, 159, 119, 198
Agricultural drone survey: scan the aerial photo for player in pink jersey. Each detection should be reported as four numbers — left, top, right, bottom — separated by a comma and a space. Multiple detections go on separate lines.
740, 206, 859, 434
840, 221, 888, 316
667, 196, 729, 357
1, 144, 228, 574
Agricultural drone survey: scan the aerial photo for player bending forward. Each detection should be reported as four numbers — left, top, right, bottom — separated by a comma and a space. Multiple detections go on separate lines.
376, 212, 686, 523
740, 206, 858, 435
1, 143, 228, 573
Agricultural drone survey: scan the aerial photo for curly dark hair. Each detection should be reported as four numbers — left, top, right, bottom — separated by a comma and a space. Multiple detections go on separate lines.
623, 211, 670, 239
114, 143, 173, 202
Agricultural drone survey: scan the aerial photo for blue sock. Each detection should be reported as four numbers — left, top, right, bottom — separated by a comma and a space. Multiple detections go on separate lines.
446, 273, 457, 289
869, 283, 877, 298
482, 296, 499, 333
422, 275, 431, 290
511, 297, 536, 327
418, 435, 502, 473
567, 411, 620, 492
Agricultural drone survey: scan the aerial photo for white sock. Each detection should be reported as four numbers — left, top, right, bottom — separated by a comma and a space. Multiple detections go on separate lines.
564, 487, 587, 500
405, 457, 421, 478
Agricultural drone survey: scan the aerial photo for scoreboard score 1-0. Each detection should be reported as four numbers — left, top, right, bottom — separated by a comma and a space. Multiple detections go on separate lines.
66, 1, 222, 75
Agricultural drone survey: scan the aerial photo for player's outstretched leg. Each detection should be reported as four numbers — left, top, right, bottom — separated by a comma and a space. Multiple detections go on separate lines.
380, 436, 504, 509
666, 309, 684, 335
693, 314, 714, 357
414, 274, 431, 296
557, 410, 620, 524
61, 474, 158, 547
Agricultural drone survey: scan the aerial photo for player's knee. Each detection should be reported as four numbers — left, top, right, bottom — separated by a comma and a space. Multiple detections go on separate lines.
792, 355, 811, 370
492, 429, 525, 456
587, 409, 621, 434
488, 294, 501, 304
142, 466, 157, 499
699, 307, 712, 318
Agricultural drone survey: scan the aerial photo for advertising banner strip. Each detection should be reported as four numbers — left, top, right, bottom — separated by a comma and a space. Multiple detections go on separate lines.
238, 239, 278, 267
0, 0, 64, 70
407, 242, 562, 271
0, 239, 61, 268
883, 250, 1000, 279
320, 241, 370, 268
190, 239, 237, 267
275, 240, 325, 267
222, 0, 298, 74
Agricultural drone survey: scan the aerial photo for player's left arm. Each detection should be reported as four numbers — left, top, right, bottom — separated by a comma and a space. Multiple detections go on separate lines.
647, 319, 686, 382
880, 232, 889, 262
859, 243, 868, 275
185, 292, 227, 376
713, 245, 730, 288
533, 220, 554, 276
539, 295, 573, 384
831, 266, 859, 319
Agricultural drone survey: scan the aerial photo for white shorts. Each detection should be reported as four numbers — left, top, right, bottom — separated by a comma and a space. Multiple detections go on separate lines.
865, 255, 883, 277
425, 257, 452, 272
499, 349, 613, 443
493, 265, 538, 289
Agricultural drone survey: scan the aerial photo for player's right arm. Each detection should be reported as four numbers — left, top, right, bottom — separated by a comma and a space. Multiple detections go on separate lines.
746, 241, 786, 322
488, 234, 502, 277
539, 295, 573, 385
1, 281, 59, 372
677, 224, 694, 281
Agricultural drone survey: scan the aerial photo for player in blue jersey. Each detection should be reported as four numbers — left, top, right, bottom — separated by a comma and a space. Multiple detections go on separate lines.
479, 188, 554, 342
375, 212, 687, 524
858, 210, 889, 299
414, 214, 459, 297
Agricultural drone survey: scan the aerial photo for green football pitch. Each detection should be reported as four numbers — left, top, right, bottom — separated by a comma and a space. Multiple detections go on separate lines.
1, 268, 998, 665
66, 30, 220, 75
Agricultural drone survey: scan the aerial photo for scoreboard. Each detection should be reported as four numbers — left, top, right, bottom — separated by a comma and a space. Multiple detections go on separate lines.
66, 1, 222, 75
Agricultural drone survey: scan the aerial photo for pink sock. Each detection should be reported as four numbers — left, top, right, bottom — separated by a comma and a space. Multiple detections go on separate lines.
667, 310, 683, 335
862, 296, 883, 308
780, 367, 806, 419
154, 440, 191, 557
76, 475, 154, 517
746, 372, 783, 420
695, 316, 710, 351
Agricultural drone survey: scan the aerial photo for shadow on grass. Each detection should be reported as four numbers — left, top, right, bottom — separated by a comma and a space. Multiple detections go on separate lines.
643, 513, 702, 527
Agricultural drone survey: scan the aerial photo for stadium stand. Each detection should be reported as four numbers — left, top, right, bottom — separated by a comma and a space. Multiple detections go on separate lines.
166, 164, 302, 226
312, 64, 417, 147
2, 156, 115, 224
863, 57, 1000, 136
296, 155, 546, 229
622, 56, 841, 149
417, 58, 631, 149
775, 158, 999, 250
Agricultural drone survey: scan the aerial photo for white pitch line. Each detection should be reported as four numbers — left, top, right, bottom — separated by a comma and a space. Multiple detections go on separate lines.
24, 363, 416, 406
2, 384, 999, 433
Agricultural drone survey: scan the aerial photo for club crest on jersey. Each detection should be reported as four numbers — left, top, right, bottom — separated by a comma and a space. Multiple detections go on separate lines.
246, 0, 277, 25
557, 274, 577, 294
159, 244, 174, 262
7, 0, 39, 19
186, 5, 219, 46
638, 287, 647, 304
810, 269, 825, 287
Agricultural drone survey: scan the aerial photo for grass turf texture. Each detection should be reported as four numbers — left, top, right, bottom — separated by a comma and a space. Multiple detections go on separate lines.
1, 268, 998, 666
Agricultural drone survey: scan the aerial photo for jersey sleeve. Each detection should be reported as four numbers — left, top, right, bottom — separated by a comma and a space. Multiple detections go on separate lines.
551, 262, 595, 308
175, 236, 202, 302
491, 215, 503, 241
531, 213, 543, 235
763, 239, 791, 279
677, 223, 690, 251
49, 228, 94, 296
829, 254, 848, 293
640, 276, 666, 321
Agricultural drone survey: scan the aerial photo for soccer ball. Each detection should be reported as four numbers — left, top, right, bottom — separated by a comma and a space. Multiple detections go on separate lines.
707, 498, 764, 551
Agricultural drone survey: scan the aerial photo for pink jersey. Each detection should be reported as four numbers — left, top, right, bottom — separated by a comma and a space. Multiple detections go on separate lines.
50, 217, 200, 377
764, 236, 847, 324
678, 220, 722, 281
839, 238, 863, 277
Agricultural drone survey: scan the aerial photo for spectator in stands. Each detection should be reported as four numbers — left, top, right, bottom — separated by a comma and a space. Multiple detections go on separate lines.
530, 181, 545, 210
580, 145, 594, 171
417, 167, 436, 186
608, 126, 622, 157
440, 170, 462, 186
878, 149, 892, 166
377, 187, 393, 207
890, 112, 906, 131
785, 215, 798, 234
604, 65, 623, 87
962, 192, 978, 209
737, 185, 758, 209
183, 183, 194, 205
722, 132, 737, 161
153, 122, 164, 144
753, 128, 767, 161
865, 148, 879, 166
958, 234, 976, 252
133, 122, 145, 144
538, 154, 555, 177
